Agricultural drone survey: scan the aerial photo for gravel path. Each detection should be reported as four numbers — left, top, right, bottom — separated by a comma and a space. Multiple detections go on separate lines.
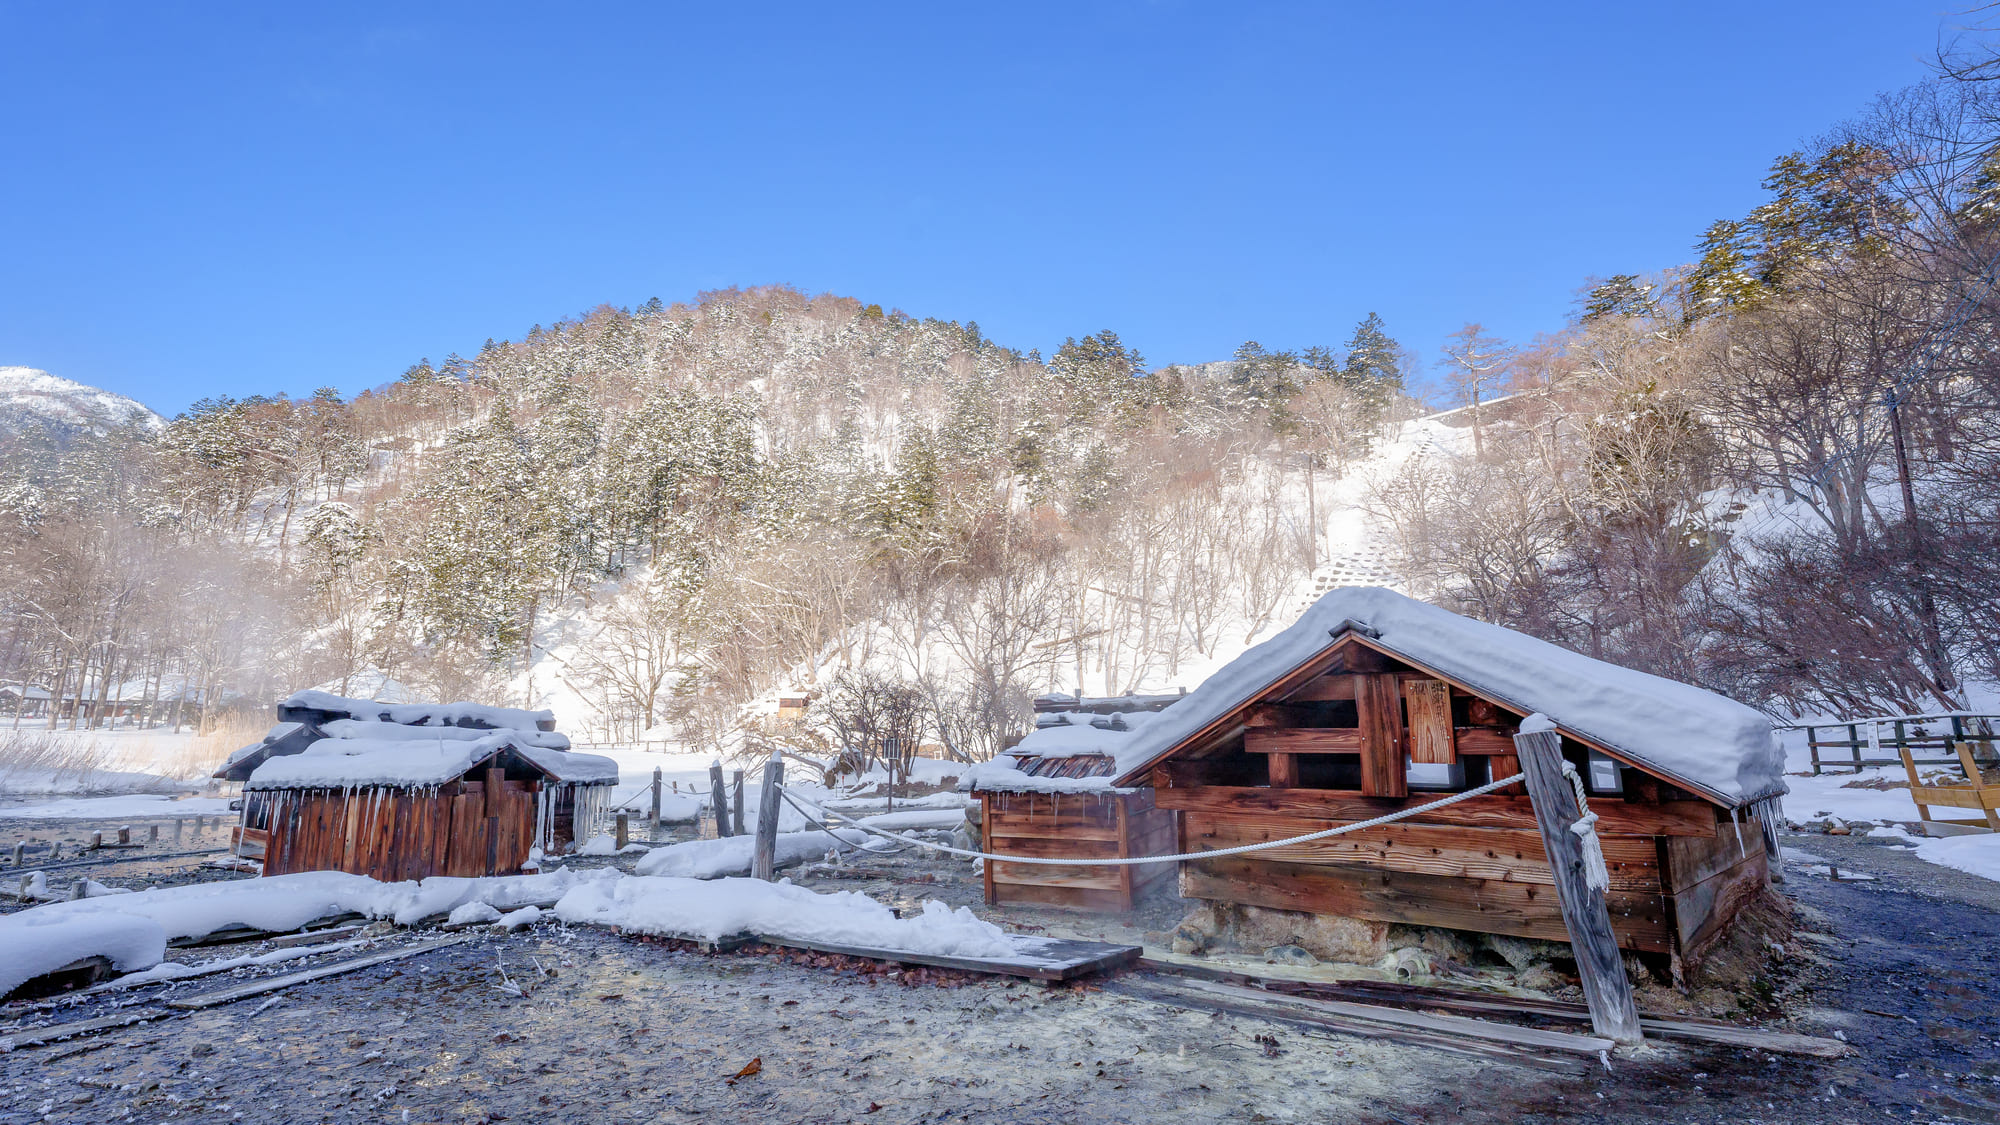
2, 819, 1996, 1123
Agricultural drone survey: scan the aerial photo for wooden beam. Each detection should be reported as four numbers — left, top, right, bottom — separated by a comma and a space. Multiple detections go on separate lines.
1357, 673, 1407, 798
1245, 728, 1363, 754
1266, 752, 1298, 788
1514, 729, 1642, 1045
1282, 675, 1359, 702
1152, 785, 1717, 837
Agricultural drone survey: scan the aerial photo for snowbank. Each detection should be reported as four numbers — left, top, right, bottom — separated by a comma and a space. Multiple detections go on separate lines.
1913, 833, 2000, 883
1779, 768, 1925, 826
633, 828, 869, 879
0, 794, 235, 820
1108, 587, 1786, 806
554, 875, 1016, 958
858, 809, 970, 832
0, 867, 618, 996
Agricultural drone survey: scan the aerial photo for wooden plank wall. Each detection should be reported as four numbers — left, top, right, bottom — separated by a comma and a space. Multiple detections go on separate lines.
262, 778, 539, 880
982, 790, 1177, 912
1663, 815, 1771, 964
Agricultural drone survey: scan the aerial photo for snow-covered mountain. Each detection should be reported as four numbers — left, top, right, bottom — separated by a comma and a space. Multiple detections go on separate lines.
0, 367, 164, 437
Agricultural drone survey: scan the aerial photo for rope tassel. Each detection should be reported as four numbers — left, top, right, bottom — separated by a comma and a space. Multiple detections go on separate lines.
1560, 761, 1612, 894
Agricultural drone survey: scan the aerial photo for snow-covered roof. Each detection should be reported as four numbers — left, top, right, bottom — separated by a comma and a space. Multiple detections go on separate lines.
1108, 587, 1786, 807
962, 711, 1166, 795
232, 696, 615, 790
242, 727, 618, 790
279, 690, 555, 732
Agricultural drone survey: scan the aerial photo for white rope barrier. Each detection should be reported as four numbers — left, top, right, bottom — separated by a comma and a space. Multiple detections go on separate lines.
776, 772, 1533, 868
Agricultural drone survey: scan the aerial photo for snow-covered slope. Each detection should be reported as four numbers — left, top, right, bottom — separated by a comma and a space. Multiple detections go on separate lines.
0, 367, 163, 436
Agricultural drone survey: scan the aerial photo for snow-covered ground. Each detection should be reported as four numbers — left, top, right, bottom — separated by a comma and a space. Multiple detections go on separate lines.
0, 794, 235, 820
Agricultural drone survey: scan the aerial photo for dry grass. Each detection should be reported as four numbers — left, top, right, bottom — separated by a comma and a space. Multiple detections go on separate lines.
0, 728, 119, 785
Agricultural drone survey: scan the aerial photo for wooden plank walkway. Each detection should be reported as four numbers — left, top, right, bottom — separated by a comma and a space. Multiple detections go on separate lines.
751, 934, 1141, 982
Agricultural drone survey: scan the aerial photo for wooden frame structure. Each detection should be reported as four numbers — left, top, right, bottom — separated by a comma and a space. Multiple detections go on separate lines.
1114, 627, 1773, 971
1900, 741, 2000, 833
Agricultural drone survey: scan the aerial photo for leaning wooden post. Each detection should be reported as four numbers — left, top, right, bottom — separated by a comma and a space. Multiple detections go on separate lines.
731, 770, 746, 837
709, 762, 732, 837
650, 768, 663, 824
753, 755, 785, 881
1513, 726, 1643, 1045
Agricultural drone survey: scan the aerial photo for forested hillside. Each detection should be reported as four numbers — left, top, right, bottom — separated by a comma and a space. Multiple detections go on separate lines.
5, 71, 1999, 752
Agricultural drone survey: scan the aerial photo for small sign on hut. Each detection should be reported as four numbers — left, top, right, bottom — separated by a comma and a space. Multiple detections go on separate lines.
215, 691, 619, 881
1104, 587, 1788, 979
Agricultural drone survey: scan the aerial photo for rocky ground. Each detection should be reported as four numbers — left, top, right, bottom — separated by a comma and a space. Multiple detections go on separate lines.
1, 812, 1996, 1124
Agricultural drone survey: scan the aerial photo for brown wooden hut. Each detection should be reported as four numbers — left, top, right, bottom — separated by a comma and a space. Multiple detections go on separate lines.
215, 691, 618, 880
1102, 588, 1789, 975
966, 703, 1180, 912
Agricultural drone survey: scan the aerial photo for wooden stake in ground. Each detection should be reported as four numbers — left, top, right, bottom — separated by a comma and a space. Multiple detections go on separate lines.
615, 811, 629, 851
753, 755, 785, 881
732, 769, 746, 836
650, 767, 663, 824
710, 763, 732, 838
1513, 728, 1643, 1045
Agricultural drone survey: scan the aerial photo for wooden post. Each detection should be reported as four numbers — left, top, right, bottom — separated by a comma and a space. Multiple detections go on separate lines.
11, 841, 21, 866
710, 763, 732, 837
615, 811, 629, 851
1513, 728, 1643, 1045
650, 768, 663, 824
89, 830, 102, 851
117, 826, 130, 846
753, 756, 785, 881
174, 818, 184, 846
149, 824, 159, 843
732, 770, 746, 836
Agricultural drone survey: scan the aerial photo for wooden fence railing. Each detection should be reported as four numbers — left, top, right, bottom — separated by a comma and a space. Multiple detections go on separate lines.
1786, 713, 1999, 775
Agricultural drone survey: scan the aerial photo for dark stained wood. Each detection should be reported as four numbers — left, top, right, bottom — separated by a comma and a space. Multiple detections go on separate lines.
1486, 753, 1525, 796
1245, 728, 1363, 754
1515, 729, 1642, 1044
1664, 818, 1764, 893
1282, 675, 1359, 702
989, 862, 1123, 889
1152, 785, 1717, 837
1357, 673, 1407, 798
1179, 855, 1671, 953
1403, 679, 1456, 764
979, 795, 997, 905
1674, 850, 1770, 960
1453, 728, 1520, 755
1181, 811, 1663, 892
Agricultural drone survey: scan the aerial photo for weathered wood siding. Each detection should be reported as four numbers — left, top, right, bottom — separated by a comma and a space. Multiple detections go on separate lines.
980, 790, 1177, 912
262, 776, 539, 881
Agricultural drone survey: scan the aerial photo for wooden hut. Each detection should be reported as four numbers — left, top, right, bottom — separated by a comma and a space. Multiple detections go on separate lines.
965, 701, 1180, 912
1103, 587, 1788, 976
215, 691, 618, 880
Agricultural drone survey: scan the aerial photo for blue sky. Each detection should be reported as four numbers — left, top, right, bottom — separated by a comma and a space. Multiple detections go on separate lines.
0, 2, 1960, 415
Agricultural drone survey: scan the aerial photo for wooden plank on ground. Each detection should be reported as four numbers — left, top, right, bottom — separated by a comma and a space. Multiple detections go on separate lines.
165, 935, 474, 1010
0, 1009, 173, 1050
1133, 958, 1854, 1057
1156, 974, 1616, 1053
753, 934, 1140, 982
1102, 977, 1587, 1072
1153, 786, 1716, 837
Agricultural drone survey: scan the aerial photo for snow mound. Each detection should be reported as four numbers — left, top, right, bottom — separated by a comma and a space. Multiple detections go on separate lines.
634, 828, 868, 879
554, 875, 1016, 958
1913, 833, 2000, 883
